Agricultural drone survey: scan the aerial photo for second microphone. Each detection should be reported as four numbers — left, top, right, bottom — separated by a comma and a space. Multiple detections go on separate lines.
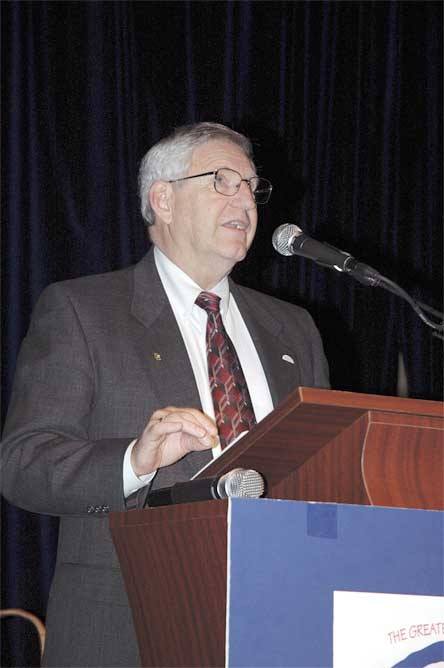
145, 468, 266, 508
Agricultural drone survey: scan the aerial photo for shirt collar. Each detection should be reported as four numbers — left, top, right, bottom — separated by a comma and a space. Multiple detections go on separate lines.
154, 246, 231, 319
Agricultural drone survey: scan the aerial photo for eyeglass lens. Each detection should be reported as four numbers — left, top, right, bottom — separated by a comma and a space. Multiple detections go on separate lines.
214, 168, 271, 204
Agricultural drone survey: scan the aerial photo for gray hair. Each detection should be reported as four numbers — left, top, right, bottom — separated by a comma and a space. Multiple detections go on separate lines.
138, 122, 254, 225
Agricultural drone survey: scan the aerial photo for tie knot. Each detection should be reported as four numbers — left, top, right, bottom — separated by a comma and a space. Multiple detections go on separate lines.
195, 291, 221, 315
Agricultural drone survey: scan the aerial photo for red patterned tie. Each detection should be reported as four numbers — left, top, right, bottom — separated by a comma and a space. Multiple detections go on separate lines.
195, 291, 256, 449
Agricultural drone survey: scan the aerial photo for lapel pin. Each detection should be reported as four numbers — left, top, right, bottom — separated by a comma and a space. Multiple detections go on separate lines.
282, 354, 295, 365
152, 352, 162, 361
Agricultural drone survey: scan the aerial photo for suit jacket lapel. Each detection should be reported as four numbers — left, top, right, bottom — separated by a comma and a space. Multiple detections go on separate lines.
230, 282, 303, 408
131, 250, 212, 481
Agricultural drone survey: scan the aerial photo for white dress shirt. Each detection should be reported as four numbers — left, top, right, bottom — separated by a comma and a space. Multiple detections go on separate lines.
123, 247, 274, 496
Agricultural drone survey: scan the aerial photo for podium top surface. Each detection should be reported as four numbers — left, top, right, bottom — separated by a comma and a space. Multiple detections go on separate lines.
296, 387, 443, 417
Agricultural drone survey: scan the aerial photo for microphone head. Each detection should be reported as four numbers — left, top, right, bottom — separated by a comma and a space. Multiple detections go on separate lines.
272, 224, 303, 256
218, 468, 265, 499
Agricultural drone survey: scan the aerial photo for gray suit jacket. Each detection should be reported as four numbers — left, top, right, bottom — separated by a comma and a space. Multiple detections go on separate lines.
1, 249, 329, 667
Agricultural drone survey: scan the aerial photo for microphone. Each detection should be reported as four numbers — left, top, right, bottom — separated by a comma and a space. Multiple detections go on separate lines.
145, 468, 265, 508
272, 223, 383, 286
272, 223, 444, 336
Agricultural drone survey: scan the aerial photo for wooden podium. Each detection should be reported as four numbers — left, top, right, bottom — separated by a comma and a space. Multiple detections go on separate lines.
109, 388, 443, 666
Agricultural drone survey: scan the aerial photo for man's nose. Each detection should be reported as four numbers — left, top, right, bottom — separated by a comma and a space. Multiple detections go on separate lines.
231, 180, 257, 210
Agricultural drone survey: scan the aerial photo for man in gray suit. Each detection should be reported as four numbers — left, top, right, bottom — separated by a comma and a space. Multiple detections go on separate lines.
2, 122, 329, 666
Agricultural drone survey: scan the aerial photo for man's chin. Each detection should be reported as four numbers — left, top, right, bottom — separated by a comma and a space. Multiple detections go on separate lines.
223, 240, 251, 262
219, 250, 248, 271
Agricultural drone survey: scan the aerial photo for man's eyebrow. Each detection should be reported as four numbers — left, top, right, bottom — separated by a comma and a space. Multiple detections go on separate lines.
213, 166, 259, 177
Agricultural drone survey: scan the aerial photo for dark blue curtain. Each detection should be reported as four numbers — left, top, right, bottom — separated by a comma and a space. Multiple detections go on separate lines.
1, 1, 442, 665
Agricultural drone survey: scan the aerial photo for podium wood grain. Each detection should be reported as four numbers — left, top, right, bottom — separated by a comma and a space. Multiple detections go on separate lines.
111, 500, 229, 667
194, 387, 444, 510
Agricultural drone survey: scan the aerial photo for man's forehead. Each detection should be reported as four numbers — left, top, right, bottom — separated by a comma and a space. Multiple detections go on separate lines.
189, 139, 255, 173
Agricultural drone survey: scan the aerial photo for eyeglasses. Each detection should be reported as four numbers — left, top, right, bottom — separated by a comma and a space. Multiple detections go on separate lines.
168, 167, 273, 204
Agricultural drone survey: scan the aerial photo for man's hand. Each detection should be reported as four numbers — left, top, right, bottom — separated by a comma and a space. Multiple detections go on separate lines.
131, 406, 219, 476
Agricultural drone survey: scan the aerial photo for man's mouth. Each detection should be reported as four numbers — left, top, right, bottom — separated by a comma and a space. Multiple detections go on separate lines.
222, 220, 249, 231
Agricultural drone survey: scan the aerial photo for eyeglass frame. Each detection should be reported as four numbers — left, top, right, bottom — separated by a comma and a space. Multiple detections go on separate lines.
167, 168, 273, 204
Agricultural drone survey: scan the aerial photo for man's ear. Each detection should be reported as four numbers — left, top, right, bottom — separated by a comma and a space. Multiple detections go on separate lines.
149, 180, 174, 224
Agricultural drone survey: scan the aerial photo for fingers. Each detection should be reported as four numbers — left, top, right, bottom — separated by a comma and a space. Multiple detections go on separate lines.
151, 406, 217, 435
132, 406, 219, 476
150, 415, 215, 446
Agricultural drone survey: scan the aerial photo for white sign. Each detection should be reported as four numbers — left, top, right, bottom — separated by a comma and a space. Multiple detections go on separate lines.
333, 591, 444, 667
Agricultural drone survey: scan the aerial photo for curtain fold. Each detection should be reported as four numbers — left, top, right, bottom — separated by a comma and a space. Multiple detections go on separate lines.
1, 1, 442, 664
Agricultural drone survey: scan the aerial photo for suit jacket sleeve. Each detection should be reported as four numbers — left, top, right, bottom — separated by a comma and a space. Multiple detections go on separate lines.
1, 283, 131, 516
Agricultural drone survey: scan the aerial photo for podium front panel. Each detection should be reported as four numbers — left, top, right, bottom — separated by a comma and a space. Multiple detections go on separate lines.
227, 499, 443, 668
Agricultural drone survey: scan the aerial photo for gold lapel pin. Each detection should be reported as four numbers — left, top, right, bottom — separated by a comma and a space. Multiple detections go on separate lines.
152, 352, 162, 361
